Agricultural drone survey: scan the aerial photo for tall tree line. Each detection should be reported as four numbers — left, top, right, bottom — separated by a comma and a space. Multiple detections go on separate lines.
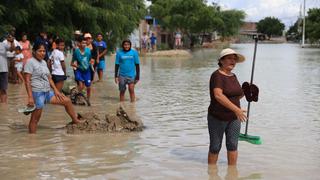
0, 0, 146, 48
256, 17, 285, 39
149, 0, 245, 46
287, 8, 320, 44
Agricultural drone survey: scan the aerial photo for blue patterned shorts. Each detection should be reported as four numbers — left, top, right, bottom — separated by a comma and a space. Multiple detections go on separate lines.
32, 91, 54, 109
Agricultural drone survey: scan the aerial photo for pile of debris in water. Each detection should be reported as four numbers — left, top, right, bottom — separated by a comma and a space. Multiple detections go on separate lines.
66, 106, 144, 134
62, 82, 90, 106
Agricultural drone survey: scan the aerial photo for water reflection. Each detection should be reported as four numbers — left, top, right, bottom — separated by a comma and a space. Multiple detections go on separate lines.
208, 165, 262, 180
1, 132, 140, 179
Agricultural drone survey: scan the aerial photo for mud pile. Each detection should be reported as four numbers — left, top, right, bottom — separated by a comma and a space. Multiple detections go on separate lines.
146, 50, 192, 57
66, 107, 144, 134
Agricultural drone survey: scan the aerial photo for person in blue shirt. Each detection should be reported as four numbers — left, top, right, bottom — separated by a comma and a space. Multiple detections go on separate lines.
93, 33, 107, 82
115, 40, 140, 102
150, 33, 157, 52
71, 36, 94, 105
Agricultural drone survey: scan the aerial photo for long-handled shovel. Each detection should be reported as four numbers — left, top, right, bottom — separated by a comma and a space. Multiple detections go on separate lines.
239, 37, 262, 145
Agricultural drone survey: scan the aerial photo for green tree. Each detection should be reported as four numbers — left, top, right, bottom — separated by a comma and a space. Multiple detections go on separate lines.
194, 5, 224, 44
0, 0, 146, 49
150, 0, 244, 47
305, 8, 320, 44
217, 9, 245, 39
257, 17, 285, 39
286, 19, 302, 42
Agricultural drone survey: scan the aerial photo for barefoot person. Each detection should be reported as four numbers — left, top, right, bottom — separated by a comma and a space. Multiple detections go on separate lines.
114, 40, 140, 102
207, 48, 247, 165
24, 43, 80, 134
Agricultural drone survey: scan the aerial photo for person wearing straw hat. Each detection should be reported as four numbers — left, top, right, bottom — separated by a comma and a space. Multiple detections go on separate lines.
72, 30, 82, 52
207, 48, 247, 165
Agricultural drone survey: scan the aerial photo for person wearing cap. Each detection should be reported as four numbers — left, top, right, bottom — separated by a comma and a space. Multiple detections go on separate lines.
84, 32, 97, 81
93, 33, 107, 82
207, 48, 247, 166
74, 30, 81, 35
114, 40, 140, 102
84, 33, 93, 49
72, 30, 81, 52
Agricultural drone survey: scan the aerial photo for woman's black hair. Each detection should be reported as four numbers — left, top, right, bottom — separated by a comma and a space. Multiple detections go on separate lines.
21, 32, 27, 37
15, 46, 22, 51
32, 42, 46, 52
55, 38, 64, 44
122, 39, 131, 51
217, 56, 223, 67
78, 35, 85, 42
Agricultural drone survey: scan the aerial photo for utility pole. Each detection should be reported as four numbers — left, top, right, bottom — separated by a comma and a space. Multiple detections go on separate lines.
302, 0, 306, 48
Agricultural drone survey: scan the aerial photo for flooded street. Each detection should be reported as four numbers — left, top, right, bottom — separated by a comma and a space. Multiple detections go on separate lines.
0, 43, 319, 179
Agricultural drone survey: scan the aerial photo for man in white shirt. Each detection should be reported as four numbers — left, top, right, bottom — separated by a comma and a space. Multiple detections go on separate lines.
2, 33, 22, 83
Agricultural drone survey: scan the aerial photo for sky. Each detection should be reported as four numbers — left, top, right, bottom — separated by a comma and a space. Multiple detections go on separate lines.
145, 0, 319, 28
208, 0, 320, 27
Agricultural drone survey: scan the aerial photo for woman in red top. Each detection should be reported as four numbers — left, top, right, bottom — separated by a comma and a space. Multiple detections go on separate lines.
208, 48, 247, 166
19, 33, 32, 66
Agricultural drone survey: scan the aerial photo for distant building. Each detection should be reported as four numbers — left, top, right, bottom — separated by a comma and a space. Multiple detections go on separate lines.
240, 22, 257, 35
239, 22, 266, 40
130, 15, 173, 51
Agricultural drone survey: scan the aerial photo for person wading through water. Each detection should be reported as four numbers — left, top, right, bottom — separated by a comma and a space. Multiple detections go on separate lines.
207, 48, 247, 166
24, 43, 80, 133
114, 40, 140, 102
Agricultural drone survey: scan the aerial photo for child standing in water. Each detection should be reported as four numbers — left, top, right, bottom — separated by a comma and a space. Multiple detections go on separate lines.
114, 40, 140, 102
93, 33, 107, 82
13, 46, 24, 83
71, 36, 94, 105
49, 39, 67, 91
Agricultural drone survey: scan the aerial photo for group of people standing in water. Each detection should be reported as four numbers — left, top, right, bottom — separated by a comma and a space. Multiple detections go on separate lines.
0, 30, 140, 134
1, 30, 249, 166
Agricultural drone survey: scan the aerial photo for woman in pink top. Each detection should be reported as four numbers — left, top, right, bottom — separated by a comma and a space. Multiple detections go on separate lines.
19, 33, 32, 66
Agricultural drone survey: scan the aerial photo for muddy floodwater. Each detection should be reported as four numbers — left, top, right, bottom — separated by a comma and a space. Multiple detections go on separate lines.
0, 44, 319, 179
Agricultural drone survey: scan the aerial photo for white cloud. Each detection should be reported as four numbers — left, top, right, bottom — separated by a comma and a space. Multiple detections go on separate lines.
146, 0, 319, 28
